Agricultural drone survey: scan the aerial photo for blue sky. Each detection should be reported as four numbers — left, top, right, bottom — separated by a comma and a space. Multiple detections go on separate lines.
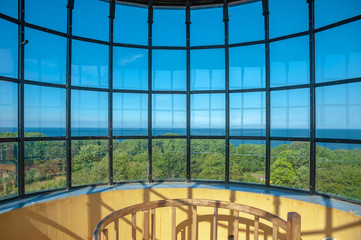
0, 0, 361, 139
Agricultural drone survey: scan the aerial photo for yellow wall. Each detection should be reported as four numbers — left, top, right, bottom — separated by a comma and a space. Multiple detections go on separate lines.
0, 188, 360, 240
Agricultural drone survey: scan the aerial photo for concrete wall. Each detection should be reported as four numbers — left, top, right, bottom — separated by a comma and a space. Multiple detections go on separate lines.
0, 187, 360, 240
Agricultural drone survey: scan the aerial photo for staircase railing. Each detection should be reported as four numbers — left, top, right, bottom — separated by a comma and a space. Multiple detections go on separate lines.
93, 199, 301, 240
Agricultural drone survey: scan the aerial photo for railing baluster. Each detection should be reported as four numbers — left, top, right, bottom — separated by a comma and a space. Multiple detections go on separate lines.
172, 207, 176, 240
192, 205, 198, 240
114, 219, 119, 240
254, 216, 259, 240
233, 210, 239, 240
287, 212, 301, 240
151, 209, 156, 240
142, 210, 149, 240
132, 213, 136, 240
102, 229, 108, 240
213, 207, 218, 240
273, 224, 278, 240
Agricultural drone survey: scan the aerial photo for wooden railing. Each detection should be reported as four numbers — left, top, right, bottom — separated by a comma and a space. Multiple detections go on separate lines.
93, 199, 301, 240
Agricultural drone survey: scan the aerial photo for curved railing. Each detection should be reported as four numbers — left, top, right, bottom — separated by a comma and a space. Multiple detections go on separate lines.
93, 199, 301, 240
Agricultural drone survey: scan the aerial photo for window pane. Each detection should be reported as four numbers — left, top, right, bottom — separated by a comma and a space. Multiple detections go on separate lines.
153, 8, 185, 46
0, 142, 17, 200
191, 139, 225, 181
191, 7, 224, 46
72, 40, 108, 88
153, 139, 186, 180
113, 47, 147, 90
316, 143, 361, 201
191, 49, 225, 90
25, 85, 66, 137
271, 141, 310, 190
113, 93, 147, 136
72, 0, 109, 41
113, 139, 148, 182
316, 20, 361, 83
230, 140, 265, 184
191, 94, 225, 136
0, 81, 17, 137
0, 19, 18, 78
229, 44, 265, 89
114, 4, 148, 45
316, 82, 361, 140
153, 94, 186, 136
25, 0, 67, 32
229, 1, 264, 43
72, 140, 108, 186
152, 50, 186, 91
25, 28, 66, 84
25, 141, 66, 193
271, 89, 310, 137
269, 0, 308, 38
0, 0, 17, 18
315, 0, 361, 28
230, 92, 266, 136
270, 36, 309, 87
72, 90, 108, 136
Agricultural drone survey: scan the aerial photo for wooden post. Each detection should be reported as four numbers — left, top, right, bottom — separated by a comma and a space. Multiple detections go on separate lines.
192, 206, 198, 240
101, 229, 108, 240
272, 224, 278, 240
254, 216, 259, 240
287, 212, 301, 240
172, 207, 176, 240
233, 210, 239, 240
213, 207, 218, 240
142, 210, 149, 240
151, 209, 156, 240
114, 219, 119, 240
132, 213, 137, 240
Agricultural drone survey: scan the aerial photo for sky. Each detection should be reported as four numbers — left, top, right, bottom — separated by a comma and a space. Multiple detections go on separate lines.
0, 0, 361, 139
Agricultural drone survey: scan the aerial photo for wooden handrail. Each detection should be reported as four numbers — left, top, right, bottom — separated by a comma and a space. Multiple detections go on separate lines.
93, 199, 301, 240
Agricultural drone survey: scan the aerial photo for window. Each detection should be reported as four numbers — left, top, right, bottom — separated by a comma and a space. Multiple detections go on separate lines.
0, 142, 17, 200
0, 19, 18, 79
0, 81, 17, 137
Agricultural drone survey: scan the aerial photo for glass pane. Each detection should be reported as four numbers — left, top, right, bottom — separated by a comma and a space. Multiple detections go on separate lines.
25, 28, 66, 84
153, 139, 186, 180
229, 44, 265, 89
72, 40, 108, 88
270, 36, 309, 87
72, 0, 109, 41
191, 7, 224, 46
230, 92, 266, 136
230, 140, 265, 184
113, 93, 147, 136
271, 141, 310, 190
25, 0, 67, 32
113, 47, 147, 90
25, 141, 66, 193
191, 94, 225, 136
269, 0, 308, 38
114, 4, 148, 45
315, 0, 361, 28
72, 140, 108, 186
316, 143, 361, 201
229, 1, 264, 44
0, 142, 17, 200
152, 50, 186, 91
0, 0, 17, 18
25, 85, 66, 137
0, 81, 17, 137
113, 139, 148, 182
316, 82, 361, 140
271, 89, 310, 137
153, 94, 186, 136
191, 49, 225, 90
191, 139, 225, 181
153, 8, 185, 46
72, 90, 108, 136
0, 19, 18, 78
316, 20, 361, 83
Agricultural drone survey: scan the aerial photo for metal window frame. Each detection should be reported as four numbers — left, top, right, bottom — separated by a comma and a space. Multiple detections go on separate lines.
0, 0, 361, 205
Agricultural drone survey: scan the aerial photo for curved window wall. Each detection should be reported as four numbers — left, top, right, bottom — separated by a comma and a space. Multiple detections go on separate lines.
0, 0, 361, 204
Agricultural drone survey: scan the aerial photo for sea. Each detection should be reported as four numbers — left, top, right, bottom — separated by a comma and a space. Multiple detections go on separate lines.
1, 127, 361, 150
